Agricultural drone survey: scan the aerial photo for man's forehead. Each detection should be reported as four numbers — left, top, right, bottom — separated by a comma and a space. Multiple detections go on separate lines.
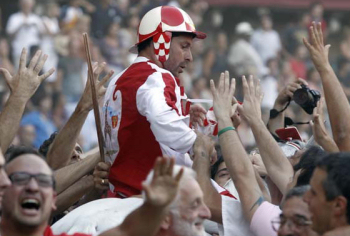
6, 154, 51, 174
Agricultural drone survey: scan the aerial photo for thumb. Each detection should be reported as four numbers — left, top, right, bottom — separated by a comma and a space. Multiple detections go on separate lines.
142, 181, 150, 199
325, 44, 331, 56
0, 68, 12, 85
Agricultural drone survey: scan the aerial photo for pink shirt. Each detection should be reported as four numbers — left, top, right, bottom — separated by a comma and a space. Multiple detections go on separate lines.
250, 201, 281, 236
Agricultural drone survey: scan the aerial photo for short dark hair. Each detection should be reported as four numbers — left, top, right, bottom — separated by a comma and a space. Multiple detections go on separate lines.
211, 156, 224, 179
317, 152, 350, 223
294, 145, 326, 186
5, 146, 45, 164
39, 132, 58, 157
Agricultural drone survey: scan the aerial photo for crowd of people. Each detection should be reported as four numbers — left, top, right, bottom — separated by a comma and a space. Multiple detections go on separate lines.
1, 0, 350, 235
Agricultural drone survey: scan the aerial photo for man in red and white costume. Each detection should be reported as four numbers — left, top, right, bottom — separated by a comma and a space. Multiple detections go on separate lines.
102, 6, 208, 197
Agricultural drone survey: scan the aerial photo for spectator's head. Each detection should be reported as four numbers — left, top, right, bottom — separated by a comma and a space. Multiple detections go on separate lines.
211, 156, 230, 187
39, 132, 83, 167
76, 15, 91, 34
304, 152, 350, 234
261, 15, 273, 31
1, 147, 56, 234
133, 6, 206, 77
19, 125, 36, 147
235, 22, 253, 41
294, 44, 308, 60
19, 0, 35, 15
0, 149, 11, 211
105, 21, 120, 38
266, 57, 279, 76
276, 186, 318, 236
216, 31, 228, 51
145, 165, 211, 236
45, 2, 60, 18
310, 1, 324, 20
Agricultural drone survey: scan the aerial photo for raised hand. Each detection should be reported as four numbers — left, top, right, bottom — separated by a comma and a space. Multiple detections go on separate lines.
209, 71, 236, 121
303, 22, 331, 73
275, 78, 308, 108
237, 75, 264, 125
142, 157, 183, 208
189, 104, 207, 127
193, 132, 217, 165
78, 62, 114, 111
0, 48, 55, 101
310, 99, 339, 152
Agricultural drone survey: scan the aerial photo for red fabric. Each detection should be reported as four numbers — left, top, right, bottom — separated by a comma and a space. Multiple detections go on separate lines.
44, 227, 91, 236
108, 62, 165, 197
289, 59, 306, 79
220, 190, 237, 200
162, 73, 180, 115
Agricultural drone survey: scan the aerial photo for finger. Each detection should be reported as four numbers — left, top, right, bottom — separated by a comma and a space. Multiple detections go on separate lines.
28, 50, 42, 70
317, 22, 324, 46
325, 44, 331, 58
159, 157, 167, 176
94, 62, 106, 81
311, 23, 320, 46
312, 22, 321, 46
168, 158, 174, 176
142, 182, 150, 199
210, 79, 217, 97
303, 37, 313, 51
249, 75, 255, 96
255, 78, 261, 98
229, 78, 236, 99
218, 72, 224, 94
19, 48, 27, 71
242, 76, 249, 99
153, 157, 162, 178
97, 162, 111, 171
34, 54, 48, 74
232, 96, 238, 105
39, 68, 55, 82
0, 68, 12, 85
175, 167, 184, 182
99, 70, 114, 87
224, 71, 229, 94
296, 77, 308, 86
231, 103, 238, 114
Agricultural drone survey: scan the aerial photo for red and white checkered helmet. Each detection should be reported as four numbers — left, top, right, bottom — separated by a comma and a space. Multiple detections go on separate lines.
129, 6, 206, 63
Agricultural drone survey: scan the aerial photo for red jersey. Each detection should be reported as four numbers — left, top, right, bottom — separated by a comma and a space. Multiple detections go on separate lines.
44, 226, 91, 236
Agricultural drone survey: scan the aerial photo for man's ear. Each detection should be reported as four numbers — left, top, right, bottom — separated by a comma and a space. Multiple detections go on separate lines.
333, 195, 347, 217
160, 214, 172, 230
52, 191, 57, 211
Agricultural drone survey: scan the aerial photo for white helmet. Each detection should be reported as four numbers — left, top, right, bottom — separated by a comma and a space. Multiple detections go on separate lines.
130, 6, 206, 63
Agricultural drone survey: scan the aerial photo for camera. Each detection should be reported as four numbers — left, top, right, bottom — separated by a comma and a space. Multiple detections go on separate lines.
293, 85, 321, 114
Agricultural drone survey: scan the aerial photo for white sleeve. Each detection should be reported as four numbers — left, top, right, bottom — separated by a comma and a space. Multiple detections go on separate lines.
6, 14, 23, 35
137, 71, 196, 154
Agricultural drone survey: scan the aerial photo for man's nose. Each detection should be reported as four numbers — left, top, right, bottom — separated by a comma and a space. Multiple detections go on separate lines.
199, 203, 211, 219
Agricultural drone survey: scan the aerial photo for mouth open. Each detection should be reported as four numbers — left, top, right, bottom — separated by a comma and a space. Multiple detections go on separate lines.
21, 198, 41, 214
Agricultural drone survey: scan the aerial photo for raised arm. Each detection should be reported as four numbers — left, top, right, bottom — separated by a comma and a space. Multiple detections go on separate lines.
303, 22, 350, 151
54, 148, 100, 194
46, 63, 113, 170
267, 78, 308, 136
192, 132, 222, 223
238, 75, 294, 196
0, 49, 54, 153
100, 157, 183, 236
210, 72, 262, 222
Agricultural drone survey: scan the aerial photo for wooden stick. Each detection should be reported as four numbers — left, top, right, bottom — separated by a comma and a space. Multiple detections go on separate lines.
83, 33, 105, 162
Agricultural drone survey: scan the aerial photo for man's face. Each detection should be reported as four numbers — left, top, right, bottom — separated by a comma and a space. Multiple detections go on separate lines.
163, 34, 193, 77
2, 154, 56, 227
303, 168, 333, 234
0, 152, 11, 209
68, 143, 83, 165
169, 178, 211, 236
277, 197, 318, 236
214, 162, 230, 187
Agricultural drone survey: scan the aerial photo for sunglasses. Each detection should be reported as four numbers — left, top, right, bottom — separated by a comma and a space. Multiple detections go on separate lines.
8, 172, 55, 188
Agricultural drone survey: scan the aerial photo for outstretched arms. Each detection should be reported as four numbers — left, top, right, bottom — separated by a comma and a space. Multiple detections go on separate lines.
0, 48, 54, 153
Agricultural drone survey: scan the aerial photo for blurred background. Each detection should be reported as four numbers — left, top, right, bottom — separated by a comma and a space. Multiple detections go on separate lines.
0, 0, 349, 151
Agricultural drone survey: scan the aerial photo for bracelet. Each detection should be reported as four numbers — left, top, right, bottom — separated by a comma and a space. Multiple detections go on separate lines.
218, 126, 235, 137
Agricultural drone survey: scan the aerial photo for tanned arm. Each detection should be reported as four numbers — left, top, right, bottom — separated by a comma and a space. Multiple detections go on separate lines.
304, 22, 350, 151
210, 72, 263, 222
0, 48, 54, 153
46, 63, 114, 170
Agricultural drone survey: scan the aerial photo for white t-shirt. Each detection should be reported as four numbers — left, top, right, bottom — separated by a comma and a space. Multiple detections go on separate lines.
251, 29, 282, 64
6, 12, 44, 56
